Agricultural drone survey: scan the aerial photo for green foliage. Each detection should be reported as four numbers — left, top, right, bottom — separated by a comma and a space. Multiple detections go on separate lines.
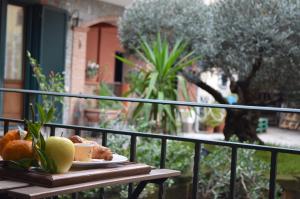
199, 137, 270, 199
256, 148, 300, 176
117, 34, 199, 133
28, 105, 57, 173
96, 83, 122, 110
11, 104, 57, 173
27, 52, 65, 122
207, 0, 300, 92
200, 107, 226, 128
119, 0, 300, 103
118, 0, 208, 56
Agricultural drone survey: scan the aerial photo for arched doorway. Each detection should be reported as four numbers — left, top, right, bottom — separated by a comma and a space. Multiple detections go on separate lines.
69, 16, 128, 125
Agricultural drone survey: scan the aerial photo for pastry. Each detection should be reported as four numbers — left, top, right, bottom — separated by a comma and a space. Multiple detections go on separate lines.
69, 135, 113, 161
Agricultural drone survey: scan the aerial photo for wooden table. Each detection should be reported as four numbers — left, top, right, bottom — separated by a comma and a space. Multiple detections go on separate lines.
0, 169, 180, 199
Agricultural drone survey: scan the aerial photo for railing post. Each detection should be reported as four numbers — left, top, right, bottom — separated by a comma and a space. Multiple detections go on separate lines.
75, 129, 81, 136
192, 142, 201, 199
100, 132, 107, 199
130, 135, 137, 162
102, 132, 107, 147
269, 151, 278, 199
158, 138, 167, 199
3, 120, 9, 134
24, 93, 35, 121
50, 126, 56, 136
229, 147, 237, 199
128, 135, 137, 198
160, 138, 167, 169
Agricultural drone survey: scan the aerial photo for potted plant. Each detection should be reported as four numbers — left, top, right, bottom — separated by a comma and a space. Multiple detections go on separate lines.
84, 99, 101, 123
200, 107, 226, 133
85, 60, 99, 82
97, 83, 123, 120
83, 83, 123, 125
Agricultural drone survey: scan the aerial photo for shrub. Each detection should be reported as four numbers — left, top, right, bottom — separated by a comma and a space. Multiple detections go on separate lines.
199, 137, 273, 199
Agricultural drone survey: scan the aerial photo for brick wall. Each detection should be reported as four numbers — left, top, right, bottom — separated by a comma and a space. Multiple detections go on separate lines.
39, 0, 124, 124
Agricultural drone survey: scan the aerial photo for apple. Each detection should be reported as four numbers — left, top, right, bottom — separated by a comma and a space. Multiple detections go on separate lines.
45, 137, 75, 173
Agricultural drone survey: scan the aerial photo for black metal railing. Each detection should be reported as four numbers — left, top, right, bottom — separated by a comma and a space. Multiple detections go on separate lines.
1, 88, 300, 199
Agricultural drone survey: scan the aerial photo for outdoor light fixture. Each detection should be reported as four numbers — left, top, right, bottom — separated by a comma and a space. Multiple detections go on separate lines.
70, 10, 79, 29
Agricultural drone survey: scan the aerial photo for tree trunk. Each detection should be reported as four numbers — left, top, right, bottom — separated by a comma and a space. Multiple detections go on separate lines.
224, 109, 263, 144
181, 70, 263, 143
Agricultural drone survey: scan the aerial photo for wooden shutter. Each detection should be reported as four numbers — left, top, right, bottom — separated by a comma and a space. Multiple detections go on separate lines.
25, 4, 67, 121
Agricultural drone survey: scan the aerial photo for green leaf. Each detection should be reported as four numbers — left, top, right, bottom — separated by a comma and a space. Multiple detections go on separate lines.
145, 72, 158, 99
36, 149, 48, 171
140, 37, 156, 64
27, 122, 41, 139
45, 107, 54, 123
37, 104, 46, 124
163, 39, 184, 76
157, 91, 164, 119
115, 55, 135, 67
132, 103, 145, 119
40, 133, 46, 151
163, 105, 177, 128
178, 75, 190, 101
7, 158, 34, 170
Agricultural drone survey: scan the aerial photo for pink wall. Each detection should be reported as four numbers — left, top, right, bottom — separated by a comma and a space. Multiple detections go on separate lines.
98, 26, 123, 83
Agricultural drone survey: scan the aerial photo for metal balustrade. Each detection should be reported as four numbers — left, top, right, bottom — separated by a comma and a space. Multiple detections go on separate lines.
1, 88, 300, 199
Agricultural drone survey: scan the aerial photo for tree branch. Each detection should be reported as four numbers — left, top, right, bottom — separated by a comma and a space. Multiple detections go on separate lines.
245, 52, 263, 86
181, 70, 228, 104
231, 52, 264, 103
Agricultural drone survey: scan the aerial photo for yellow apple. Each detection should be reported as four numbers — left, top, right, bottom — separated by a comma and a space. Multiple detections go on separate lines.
45, 137, 75, 173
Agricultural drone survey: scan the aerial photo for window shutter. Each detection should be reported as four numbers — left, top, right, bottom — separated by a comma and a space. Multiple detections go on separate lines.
25, 4, 67, 121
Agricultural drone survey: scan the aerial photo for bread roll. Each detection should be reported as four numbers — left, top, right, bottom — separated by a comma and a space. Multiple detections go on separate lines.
69, 135, 113, 160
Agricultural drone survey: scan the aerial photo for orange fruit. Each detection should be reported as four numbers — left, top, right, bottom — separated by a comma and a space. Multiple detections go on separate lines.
0, 129, 21, 156
2, 140, 33, 161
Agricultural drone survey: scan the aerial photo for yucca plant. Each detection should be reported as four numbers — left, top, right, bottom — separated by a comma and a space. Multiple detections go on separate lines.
117, 34, 200, 134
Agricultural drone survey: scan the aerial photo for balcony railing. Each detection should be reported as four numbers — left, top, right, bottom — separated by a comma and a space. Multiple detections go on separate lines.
1, 88, 300, 199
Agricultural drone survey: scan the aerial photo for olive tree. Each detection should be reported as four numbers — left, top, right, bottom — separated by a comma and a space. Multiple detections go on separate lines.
118, 0, 209, 54
118, 0, 300, 142
203, 0, 300, 142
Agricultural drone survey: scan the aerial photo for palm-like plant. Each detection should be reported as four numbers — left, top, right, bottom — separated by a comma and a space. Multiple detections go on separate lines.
117, 34, 200, 133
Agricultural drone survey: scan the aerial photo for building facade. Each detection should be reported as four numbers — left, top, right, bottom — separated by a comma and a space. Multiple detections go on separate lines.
0, 0, 125, 124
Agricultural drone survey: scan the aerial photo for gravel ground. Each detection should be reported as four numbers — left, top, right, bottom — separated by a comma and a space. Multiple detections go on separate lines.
183, 127, 300, 148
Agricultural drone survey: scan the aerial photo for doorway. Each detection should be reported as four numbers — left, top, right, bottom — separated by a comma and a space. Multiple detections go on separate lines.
3, 4, 25, 119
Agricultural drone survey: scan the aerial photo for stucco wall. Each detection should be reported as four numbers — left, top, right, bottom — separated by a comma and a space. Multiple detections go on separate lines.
39, 0, 124, 124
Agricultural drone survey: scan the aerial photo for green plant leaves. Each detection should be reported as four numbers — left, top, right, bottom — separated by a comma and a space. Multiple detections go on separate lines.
116, 34, 201, 133
27, 52, 64, 122
23, 104, 58, 173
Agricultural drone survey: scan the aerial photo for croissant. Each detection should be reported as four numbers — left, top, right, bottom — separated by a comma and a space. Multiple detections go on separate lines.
69, 135, 113, 161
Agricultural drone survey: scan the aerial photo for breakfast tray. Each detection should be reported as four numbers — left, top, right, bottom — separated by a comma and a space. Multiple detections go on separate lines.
0, 162, 151, 187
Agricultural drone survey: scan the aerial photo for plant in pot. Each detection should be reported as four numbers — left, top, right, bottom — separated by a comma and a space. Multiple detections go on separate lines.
200, 107, 226, 133
84, 99, 101, 124
116, 34, 200, 134
84, 83, 123, 125
97, 83, 123, 121
85, 60, 99, 82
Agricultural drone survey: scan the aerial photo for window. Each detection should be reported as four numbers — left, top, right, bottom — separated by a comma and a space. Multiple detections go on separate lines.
4, 4, 24, 80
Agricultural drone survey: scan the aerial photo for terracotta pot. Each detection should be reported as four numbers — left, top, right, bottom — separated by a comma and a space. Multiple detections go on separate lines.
214, 122, 225, 133
84, 109, 101, 123
121, 83, 130, 95
86, 75, 98, 83
206, 126, 214, 134
121, 83, 130, 107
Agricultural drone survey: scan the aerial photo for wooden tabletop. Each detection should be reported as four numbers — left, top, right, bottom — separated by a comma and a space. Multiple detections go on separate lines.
0, 180, 29, 193
1, 169, 180, 199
